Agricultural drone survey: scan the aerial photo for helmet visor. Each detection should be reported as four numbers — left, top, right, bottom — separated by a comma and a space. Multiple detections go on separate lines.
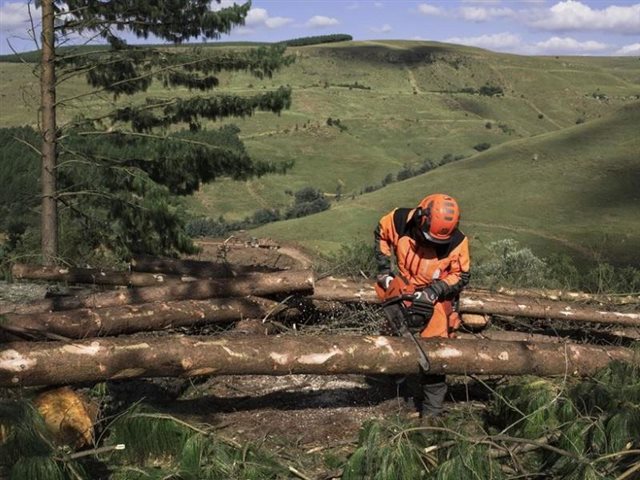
422, 229, 451, 244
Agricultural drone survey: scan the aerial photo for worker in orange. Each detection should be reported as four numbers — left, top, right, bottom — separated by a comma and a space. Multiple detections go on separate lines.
374, 193, 470, 418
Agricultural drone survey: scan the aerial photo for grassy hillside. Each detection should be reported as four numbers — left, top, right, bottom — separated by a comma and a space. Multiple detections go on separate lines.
255, 102, 640, 267
1, 40, 638, 264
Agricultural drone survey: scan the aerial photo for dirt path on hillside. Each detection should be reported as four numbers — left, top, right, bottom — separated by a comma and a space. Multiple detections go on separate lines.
404, 65, 422, 95
522, 98, 564, 129
466, 221, 597, 260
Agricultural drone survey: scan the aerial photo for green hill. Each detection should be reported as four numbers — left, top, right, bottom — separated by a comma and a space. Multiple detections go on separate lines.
254, 102, 640, 267
1, 40, 638, 265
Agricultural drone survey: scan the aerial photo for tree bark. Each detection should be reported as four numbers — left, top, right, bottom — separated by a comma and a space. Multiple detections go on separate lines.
457, 331, 572, 344
11, 263, 201, 287
0, 270, 314, 315
40, 0, 58, 265
0, 297, 283, 339
312, 278, 640, 327
0, 335, 634, 387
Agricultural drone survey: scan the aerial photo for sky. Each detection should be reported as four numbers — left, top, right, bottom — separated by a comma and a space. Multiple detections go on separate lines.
0, 0, 639, 56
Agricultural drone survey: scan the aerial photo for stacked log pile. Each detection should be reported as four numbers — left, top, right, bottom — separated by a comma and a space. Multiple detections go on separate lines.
1, 244, 638, 388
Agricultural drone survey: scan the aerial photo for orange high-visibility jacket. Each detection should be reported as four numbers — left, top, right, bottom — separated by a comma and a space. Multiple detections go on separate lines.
374, 207, 470, 296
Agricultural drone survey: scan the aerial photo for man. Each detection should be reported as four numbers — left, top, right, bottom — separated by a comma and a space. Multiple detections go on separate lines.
374, 193, 470, 418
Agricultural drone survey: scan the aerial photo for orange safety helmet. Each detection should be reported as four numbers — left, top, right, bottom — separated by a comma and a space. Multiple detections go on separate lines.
415, 194, 460, 244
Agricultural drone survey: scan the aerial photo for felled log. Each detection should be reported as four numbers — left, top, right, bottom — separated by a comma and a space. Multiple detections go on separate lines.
11, 263, 198, 287
0, 270, 314, 315
457, 331, 571, 344
0, 297, 283, 339
492, 286, 639, 306
312, 278, 640, 327
1, 335, 634, 387
460, 313, 490, 330
459, 293, 640, 327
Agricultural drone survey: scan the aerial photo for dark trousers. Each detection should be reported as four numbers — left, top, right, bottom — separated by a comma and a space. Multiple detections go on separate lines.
399, 373, 447, 416
421, 373, 447, 416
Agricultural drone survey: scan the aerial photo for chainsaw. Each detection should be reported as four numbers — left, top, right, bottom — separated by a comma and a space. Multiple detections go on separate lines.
375, 275, 431, 372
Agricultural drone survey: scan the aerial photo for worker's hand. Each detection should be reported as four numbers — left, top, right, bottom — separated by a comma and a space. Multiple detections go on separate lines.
376, 274, 394, 290
410, 295, 435, 318
413, 286, 439, 305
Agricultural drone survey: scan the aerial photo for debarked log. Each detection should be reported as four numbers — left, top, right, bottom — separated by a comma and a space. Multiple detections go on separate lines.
459, 294, 640, 327
0, 335, 634, 387
0, 297, 283, 339
1, 270, 314, 315
312, 278, 640, 327
11, 263, 199, 287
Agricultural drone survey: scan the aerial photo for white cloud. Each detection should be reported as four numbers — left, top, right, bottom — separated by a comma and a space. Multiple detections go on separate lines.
615, 43, 640, 55
374, 2, 384, 7
0, 2, 38, 34
370, 24, 393, 33
244, 8, 293, 29
529, 1, 640, 34
445, 32, 521, 50
459, 6, 514, 22
533, 36, 608, 53
417, 3, 444, 16
305, 15, 340, 28
265, 16, 293, 29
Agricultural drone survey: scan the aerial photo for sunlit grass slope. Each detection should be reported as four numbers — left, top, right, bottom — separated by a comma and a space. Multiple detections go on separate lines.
1, 41, 638, 223
1, 40, 638, 265
254, 102, 640, 267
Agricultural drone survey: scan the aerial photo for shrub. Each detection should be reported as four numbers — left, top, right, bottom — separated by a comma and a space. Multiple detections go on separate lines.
473, 142, 491, 152
485, 121, 492, 129
285, 188, 330, 219
474, 239, 549, 288
478, 84, 503, 97
396, 165, 415, 181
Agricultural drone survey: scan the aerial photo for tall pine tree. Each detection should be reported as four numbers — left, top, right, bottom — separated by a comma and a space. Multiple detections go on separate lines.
37, 0, 292, 263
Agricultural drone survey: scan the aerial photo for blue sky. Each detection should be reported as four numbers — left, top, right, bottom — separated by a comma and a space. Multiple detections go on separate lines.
1, 0, 639, 56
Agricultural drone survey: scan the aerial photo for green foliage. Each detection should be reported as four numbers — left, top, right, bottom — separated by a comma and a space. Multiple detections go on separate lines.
478, 84, 504, 97
473, 142, 491, 152
105, 407, 290, 479
434, 442, 504, 480
474, 239, 550, 288
285, 187, 330, 219
0, 127, 40, 232
15, 0, 294, 263
342, 417, 433, 480
0, 400, 86, 480
279, 34, 353, 47
320, 240, 378, 278
474, 239, 640, 292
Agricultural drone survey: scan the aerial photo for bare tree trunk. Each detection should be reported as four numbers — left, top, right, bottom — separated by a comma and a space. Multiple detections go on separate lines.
11, 263, 202, 287
312, 278, 640, 327
0, 270, 313, 315
491, 286, 639, 306
40, 0, 57, 265
0, 297, 283, 339
459, 293, 640, 327
1, 335, 634, 387
457, 331, 572, 343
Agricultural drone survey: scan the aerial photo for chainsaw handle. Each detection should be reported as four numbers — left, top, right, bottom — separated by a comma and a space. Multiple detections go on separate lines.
381, 294, 416, 307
